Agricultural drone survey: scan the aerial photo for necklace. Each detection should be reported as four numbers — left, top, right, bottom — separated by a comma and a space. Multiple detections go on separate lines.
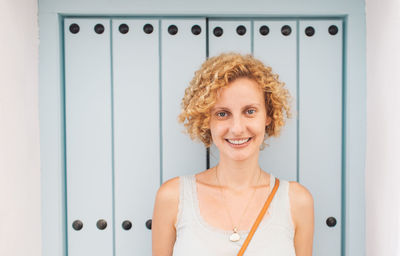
215, 165, 262, 242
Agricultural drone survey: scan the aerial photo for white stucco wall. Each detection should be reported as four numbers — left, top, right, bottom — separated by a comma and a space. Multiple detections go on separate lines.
0, 0, 399, 255
365, 0, 400, 255
0, 0, 41, 256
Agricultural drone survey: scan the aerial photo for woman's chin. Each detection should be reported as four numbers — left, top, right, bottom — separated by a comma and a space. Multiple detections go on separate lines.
221, 149, 257, 162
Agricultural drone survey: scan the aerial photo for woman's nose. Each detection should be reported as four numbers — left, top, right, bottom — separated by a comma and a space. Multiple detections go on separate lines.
230, 115, 246, 135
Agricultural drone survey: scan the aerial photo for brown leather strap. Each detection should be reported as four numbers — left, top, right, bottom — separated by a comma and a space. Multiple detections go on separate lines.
237, 177, 280, 256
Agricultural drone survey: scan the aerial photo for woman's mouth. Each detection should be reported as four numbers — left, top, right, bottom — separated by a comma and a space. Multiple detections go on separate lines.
225, 137, 252, 147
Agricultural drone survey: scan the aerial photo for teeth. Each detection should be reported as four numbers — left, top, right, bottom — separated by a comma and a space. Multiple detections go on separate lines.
227, 138, 250, 145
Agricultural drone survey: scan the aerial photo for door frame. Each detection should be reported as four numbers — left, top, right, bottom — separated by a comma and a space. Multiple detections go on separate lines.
39, 1, 366, 255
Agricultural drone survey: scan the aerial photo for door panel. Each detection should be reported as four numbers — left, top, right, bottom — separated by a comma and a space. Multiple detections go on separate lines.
208, 20, 252, 56
299, 20, 343, 256
161, 19, 207, 181
208, 19, 252, 168
254, 20, 297, 181
112, 19, 160, 256
64, 18, 113, 256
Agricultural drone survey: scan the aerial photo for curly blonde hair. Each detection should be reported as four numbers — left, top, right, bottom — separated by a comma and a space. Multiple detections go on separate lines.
178, 52, 292, 148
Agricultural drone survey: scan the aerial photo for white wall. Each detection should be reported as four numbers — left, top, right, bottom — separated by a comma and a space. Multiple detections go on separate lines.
0, 0, 399, 254
0, 0, 41, 256
365, 0, 400, 255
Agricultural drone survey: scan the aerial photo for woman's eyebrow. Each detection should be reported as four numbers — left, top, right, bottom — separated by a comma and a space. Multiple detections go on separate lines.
242, 104, 261, 109
211, 106, 230, 112
212, 104, 261, 111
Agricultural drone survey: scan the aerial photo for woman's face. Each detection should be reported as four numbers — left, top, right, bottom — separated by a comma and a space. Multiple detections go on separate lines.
209, 78, 271, 162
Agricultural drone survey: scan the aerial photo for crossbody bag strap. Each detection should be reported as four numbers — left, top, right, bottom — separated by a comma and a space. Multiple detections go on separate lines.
237, 177, 280, 256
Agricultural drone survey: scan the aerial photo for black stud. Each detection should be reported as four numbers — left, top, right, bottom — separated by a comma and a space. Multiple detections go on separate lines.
213, 27, 223, 37
119, 24, 129, 34
145, 219, 152, 230
329, 25, 339, 35
281, 25, 292, 36
69, 23, 80, 34
191, 25, 202, 35
94, 24, 105, 34
168, 25, 178, 35
326, 217, 337, 227
143, 24, 154, 34
305, 26, 315, 37
122, 220, 132, 230
72, 220, 83, 231
259, 25, 270, 36
96, 219, 107, 230
236, 25, 246, 36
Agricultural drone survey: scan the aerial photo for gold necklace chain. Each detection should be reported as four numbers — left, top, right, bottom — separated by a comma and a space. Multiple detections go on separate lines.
215, 165, 262, 242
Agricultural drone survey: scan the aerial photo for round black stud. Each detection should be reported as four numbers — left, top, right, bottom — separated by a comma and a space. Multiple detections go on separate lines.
143, 24, 154, 34
72, 220, 83, 231
96, 219, 107, 230
236, 25, 247, 36
94, 24, 105, 34
69, 23, 80, 34
191, 25, 202, 35
145, 219, 152, 230
213, 27, 223, 37
119, 24, 129, 34
305, 26, 315, 37
281, 25, 292, 36
122, 220, 132, 230
329, 25, 339, 35
259, 25, 270, 36
168, 25, 178, 35
326, 217, 337, 227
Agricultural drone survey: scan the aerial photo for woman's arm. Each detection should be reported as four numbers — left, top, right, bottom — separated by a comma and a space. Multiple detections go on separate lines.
289, 181, 315, 256
152, 177, 180, 256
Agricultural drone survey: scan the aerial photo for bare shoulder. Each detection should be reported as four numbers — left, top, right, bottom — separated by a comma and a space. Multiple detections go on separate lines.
288, 181, 314, 207
152, 177, 181, 256
155, 176, 180, 209
288, 181, 314, 229
153, 176, 181, 226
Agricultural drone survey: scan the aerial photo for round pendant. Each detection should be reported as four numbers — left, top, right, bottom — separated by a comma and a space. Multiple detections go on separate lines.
229, 232, 241, 242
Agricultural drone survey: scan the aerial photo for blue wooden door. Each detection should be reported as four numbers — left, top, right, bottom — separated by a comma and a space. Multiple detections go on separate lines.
64, 17, 342, 256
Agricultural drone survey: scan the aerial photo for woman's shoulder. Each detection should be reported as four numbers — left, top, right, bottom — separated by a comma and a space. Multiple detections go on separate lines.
155, 176, 181, 203
155, 169, 211, 199
287, 181, 314, 230
287, 181, 314, 206
153, 176, 182, 229
155, 171, 200, 202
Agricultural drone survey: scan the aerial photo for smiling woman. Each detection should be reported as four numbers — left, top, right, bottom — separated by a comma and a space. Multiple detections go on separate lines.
152, 53, 314, 256
178, 53, 292, 149
209, 78, 271, 162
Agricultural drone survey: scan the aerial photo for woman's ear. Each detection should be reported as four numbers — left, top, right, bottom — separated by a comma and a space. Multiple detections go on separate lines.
266, 116, 272, 126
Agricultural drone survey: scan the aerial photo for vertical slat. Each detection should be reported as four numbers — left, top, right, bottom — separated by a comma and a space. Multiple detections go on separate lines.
112, 19, 160, 255
254, 20, 297, 181
208, 19, 252, 167
299, 20, 343, 256
64, 18, 113, 256
161, 19, 207, 181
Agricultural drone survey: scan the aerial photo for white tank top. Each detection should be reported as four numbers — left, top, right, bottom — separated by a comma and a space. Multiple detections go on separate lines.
172, 173, 296, 256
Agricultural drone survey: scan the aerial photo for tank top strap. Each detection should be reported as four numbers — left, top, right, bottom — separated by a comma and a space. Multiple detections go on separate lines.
174, 174, 196, 230
269, 175, 295, 237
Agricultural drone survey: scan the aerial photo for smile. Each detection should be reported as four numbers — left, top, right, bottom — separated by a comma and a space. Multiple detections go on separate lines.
225, 137, 252, 145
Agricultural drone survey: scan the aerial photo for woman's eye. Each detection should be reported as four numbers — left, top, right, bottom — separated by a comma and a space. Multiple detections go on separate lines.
217, 112, 227, 118
247, 109, 256, 115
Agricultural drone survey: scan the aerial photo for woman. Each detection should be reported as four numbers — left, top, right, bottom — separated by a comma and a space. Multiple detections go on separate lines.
152, 53, 314, 256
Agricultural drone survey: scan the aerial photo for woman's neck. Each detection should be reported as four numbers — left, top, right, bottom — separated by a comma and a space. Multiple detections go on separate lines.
216, 153, 263, 191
